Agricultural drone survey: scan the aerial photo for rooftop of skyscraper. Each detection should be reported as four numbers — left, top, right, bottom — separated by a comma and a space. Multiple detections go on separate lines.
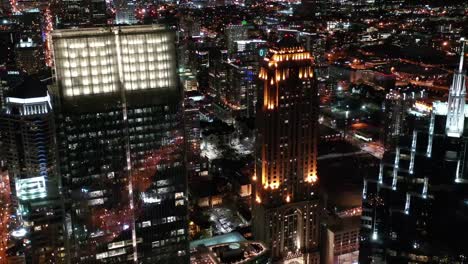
7, 77, 47, 99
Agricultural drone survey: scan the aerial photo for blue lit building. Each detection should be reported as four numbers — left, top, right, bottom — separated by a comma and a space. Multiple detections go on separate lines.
0, 77, 66, 262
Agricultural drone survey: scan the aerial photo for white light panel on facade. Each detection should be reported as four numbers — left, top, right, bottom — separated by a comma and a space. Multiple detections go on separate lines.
52, 26, 176, 97
15, 176, 47, 201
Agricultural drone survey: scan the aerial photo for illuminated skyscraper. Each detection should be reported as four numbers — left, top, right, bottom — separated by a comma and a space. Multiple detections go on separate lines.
0, 77, 66, 263
51, 25, 188, 263
360, 39, 468, 263
253, 36, 321, 264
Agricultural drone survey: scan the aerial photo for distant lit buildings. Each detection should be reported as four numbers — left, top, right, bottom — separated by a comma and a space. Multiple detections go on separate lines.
209, 40, 265, 120
180, 16, 201, 38
0, 77, 65, 263
180, 69, 198, 92
300, 0, 328, 16
208, 49, 229, 100
253, 36, 321, 263
225, 25, 249, 53
57, 0, 108, 27
226, 39, 266, 118
115, 0, 138, 25
185, 97, 202, 181
382, 90, 407, 149
234, 39, 266, 54
14, 38, 43, 74
223, 62, 256, 117
322, 216, 360, 264
348, 69, 396, 91
276, 29, 324, 57
360, 39, 468, 263
10, 0, 48, 12
382, 87, 425, 150
51, 25, 188, 263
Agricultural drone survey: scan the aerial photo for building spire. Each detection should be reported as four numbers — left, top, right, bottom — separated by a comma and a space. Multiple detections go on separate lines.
458, 38, 466, 73
445, 38, 467, 138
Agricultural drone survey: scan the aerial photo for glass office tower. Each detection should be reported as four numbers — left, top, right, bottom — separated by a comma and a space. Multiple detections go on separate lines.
51, 25, 188, 263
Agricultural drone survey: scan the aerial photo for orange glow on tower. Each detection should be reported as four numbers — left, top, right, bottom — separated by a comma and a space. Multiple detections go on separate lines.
255, 37, 319, 204
253, 36, 321, 262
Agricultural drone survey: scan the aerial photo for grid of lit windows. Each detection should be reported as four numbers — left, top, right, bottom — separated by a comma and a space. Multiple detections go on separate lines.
120, 33, 176, 91
52, 26, 177, 97
53, 35, 118, 96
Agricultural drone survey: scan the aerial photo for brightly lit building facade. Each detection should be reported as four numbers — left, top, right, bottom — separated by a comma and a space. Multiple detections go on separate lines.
51, 25, 188, 263
253, 36, 321, 264
0, 78, 66, 263
360, 39, 468, 263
